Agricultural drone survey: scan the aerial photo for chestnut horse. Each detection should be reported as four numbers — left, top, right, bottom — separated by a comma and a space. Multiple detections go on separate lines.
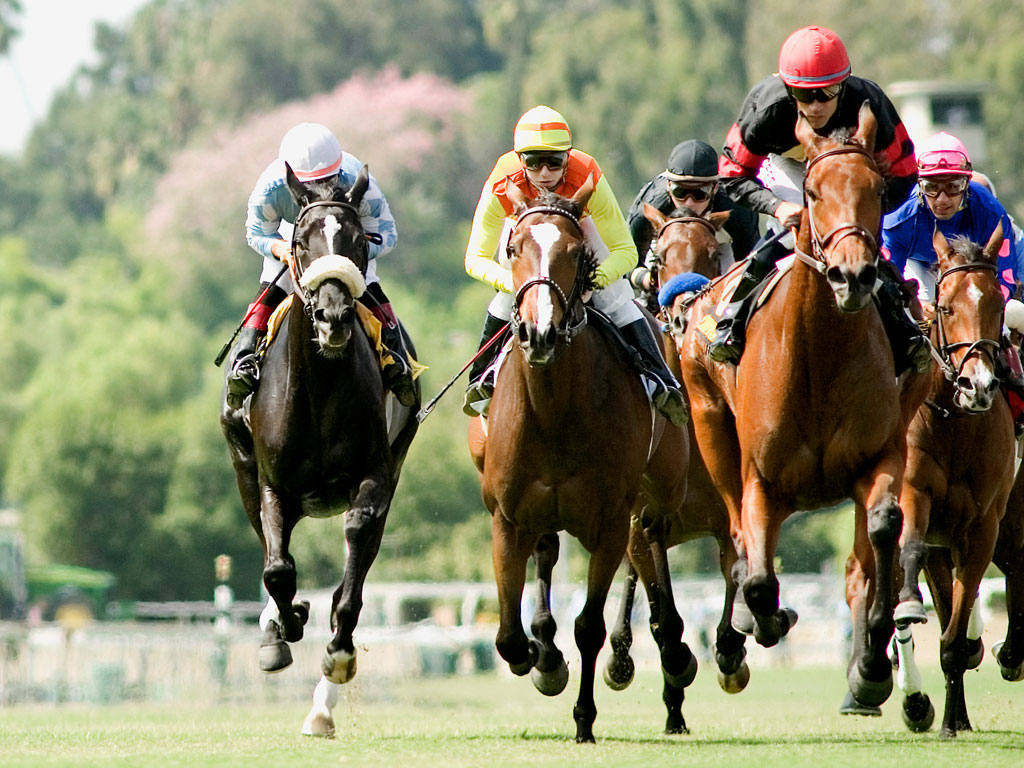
467, 181, 688, 742
219, 164, 419, 736
604, 205, 752, 735
681, 104, 924, 709
891, 226, 1014, 737
991, 453, 1024, 683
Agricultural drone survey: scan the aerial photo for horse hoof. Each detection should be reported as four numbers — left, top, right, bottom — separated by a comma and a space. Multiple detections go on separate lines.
779, 607, 799, 636
901, 692, 934, 732
322, 647, 357, 684
838, 690, 882, 716
259, 640, 292, 673
531, 660, 569, 696
894, 600, 928, 627
294, 600, 310, 626
603, 654, 635, 691
718, 660, 750, 694
1000, 662, 1024, 682
966, 637, 983, 670
301, 708, 336, 738
664, 650, 698, 689
848, 665, 893, 707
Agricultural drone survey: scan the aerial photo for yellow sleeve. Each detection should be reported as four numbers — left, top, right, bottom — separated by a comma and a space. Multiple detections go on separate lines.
588, 175, 641, 287
464, 188, 515, 293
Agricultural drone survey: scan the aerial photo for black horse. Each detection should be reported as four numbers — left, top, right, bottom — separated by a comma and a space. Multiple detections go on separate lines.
219, 163, 419, 736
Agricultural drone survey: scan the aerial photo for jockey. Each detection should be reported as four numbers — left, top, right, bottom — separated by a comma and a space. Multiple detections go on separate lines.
227, 121, 415, 408
882, 132, 1024, 423
462, 105, 688, 426
711, 24, 929, 374
626, 140, 760, 293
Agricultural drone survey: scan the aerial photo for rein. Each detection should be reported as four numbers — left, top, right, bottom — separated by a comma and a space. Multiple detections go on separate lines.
931, 260, 1001, 383
508, 205, 590, 344
289, 198, 364, 310
796, 145, 881, 267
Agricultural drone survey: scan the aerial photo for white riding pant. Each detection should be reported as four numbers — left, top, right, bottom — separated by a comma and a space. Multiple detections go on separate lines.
758, 153, 806, 233
485, 216, 643, 326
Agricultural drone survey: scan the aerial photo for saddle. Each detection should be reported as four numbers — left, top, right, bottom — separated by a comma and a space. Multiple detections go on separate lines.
694, 255, 796, 344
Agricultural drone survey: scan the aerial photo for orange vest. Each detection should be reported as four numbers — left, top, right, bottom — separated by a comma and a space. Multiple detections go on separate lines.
488, 149, 603, 217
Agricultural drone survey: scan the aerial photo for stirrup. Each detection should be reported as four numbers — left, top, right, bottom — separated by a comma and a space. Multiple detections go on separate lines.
708, 322, 744, 365
908, 336, 931, 375
653, 386, 689, 426
226, 353, 260, 409
382, 360, 416, 407
462, 379, 493, 418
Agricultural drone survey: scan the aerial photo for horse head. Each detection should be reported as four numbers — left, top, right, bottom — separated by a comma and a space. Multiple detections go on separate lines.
796, 102, 884, 312
285, 162, 371, 357
932, 223, 1005, 412
505, 177, 599, 367
644, 202, 728, 339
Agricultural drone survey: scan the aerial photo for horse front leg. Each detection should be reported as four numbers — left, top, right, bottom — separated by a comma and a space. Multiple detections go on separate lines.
603, 555, 638, 692
529, 532, 569, 696
572, 511, 629, 743
491, 511, 539, 677
323, 472, 394, 685
258, 485, 307, 673
714, 535, 750, 693
846, 457, 903, 708
895, 484, 931, 626
992, 517, 1024, 681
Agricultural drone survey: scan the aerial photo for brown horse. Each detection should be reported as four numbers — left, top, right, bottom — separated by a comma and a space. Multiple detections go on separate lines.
681, 104, 924, 709
467, 181, 688, 742
891, 226, 1014, 737
604, 205, 752, 735
991, 452, 1024, 683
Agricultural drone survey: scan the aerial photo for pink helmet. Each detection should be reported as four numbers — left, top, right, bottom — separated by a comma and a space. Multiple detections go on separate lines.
917, 132, 972, 177
778, 26, 851, 88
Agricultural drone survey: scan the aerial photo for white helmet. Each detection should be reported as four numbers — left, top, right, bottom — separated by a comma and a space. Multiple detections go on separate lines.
279, 122, 342, 182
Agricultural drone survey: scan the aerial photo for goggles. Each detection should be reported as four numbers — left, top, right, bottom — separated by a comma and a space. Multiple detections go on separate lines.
918, 149, 971, 175
519, 151, 569, 171
668, 181, 715, 202
919, 177, 969, 198
786, 83, 843, 103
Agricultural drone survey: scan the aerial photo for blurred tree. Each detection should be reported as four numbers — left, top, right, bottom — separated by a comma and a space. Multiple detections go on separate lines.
0, 0, 21, 55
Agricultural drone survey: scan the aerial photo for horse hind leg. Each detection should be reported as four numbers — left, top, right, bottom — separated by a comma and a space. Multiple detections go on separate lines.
301, 676, 340, 738
715, 539, 750, 693
603, 561, 638, 691
893, 622, 935, 732
529, 532, 569, 696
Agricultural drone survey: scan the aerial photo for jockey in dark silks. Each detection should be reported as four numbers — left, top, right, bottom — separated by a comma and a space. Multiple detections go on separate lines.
228, 122, 415, 408
711, 25, 929, 375
626, 140, 760, 297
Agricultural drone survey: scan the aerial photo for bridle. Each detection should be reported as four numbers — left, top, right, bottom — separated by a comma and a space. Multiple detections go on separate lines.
930, 260, 1001, 383
648, 215, 720, 324
795, 146, 881, 271
288, 198, 368, 311
508, 205, 590, 344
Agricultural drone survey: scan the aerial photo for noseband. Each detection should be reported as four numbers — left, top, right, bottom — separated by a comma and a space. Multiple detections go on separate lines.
931, 260, 1001, 382
289, 199, 365, 311
796, 146, 881, 270
648, 215, 720, 321
508, 205, 590, 344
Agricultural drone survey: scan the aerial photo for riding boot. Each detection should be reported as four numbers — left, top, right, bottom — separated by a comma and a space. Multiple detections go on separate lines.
226, 284, 287, 409
619, 318, 689, 426
707, 230, 793, 364
874, 271, 931, 376
362, 285, 417, 407
463, 313, 509, 417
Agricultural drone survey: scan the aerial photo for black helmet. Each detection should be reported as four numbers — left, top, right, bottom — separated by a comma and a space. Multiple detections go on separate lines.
665, 140, 718, 182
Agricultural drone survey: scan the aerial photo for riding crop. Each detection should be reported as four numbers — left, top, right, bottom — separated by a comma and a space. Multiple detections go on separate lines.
213, 263, 289, 367
416, 322, 510, 423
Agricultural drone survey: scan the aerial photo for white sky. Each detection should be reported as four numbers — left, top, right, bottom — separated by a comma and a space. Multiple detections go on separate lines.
0, 0, 149, 156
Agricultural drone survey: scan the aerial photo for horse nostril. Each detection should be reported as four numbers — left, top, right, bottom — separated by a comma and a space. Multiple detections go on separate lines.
825, 266, 844, 287
956, 376, 974, 393
858, 264, 877, 289
518, 322, 531, 346
313, 308, 327, 325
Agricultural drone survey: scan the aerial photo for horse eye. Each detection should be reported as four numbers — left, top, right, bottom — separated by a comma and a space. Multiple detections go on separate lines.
805, 188, 819, 203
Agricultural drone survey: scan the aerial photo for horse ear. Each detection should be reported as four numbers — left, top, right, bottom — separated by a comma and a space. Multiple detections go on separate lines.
982, 221, 1005, 263
505, 180, 527, 214
852, 101, 877, 154
795, 208, 812, 254
347, 164, 371, 207
285, 162, 310, 205
706, 210, 731, 231
571, 173, 596, 214
794, 113, 819, 157
643, 201, 667, 231
932, 225, 952, 269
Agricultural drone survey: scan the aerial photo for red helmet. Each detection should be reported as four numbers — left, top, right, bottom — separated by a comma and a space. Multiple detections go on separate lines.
917, 132, 972, 177
778, 26, 851, 88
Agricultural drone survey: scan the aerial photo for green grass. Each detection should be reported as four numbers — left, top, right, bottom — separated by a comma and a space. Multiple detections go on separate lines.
2, 664, 1023, 767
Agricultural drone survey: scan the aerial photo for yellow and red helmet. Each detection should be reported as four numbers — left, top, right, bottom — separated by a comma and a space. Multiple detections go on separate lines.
513, 105, 572, 153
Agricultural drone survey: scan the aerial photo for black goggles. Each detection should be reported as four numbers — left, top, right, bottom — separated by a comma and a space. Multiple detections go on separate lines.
786, 83, 843, 103
919, 177, 970, 198
519, 151, 569, 171
668, 182, 714, 202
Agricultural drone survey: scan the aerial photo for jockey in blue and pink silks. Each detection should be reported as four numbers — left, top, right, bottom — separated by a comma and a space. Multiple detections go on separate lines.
227, 121, 415, 408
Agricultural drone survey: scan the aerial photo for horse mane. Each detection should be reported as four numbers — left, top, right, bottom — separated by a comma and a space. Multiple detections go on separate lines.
666, 204, 702, 219
303, 174, 350, 203
527, 189, 600, 293
945, 234, 984, 263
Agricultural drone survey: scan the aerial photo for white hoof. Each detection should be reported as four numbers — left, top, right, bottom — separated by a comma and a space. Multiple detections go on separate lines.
301, 708, 335, 738
323, 647, 357, 684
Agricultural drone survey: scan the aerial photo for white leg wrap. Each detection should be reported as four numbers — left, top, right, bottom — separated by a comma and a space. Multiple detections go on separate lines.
967, 595, 985, 641
301, 675, 340, 737
259, 598, 279, 631
895, 624, 922, 695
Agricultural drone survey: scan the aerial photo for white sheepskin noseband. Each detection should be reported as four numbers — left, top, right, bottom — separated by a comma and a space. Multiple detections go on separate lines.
1006, 298, 1024, 335
299, 254, 366, 298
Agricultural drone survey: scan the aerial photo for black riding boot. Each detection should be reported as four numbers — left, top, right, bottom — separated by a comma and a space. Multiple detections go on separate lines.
463, 313, 509, 417
379, 321, 417, 407
874, 270, 930, 376
619, 318, 689, 426
226, 326, 265, 410
708, 230, 793, 365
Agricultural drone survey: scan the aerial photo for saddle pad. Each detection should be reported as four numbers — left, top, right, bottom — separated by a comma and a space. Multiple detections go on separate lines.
694, 255, 796, 342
